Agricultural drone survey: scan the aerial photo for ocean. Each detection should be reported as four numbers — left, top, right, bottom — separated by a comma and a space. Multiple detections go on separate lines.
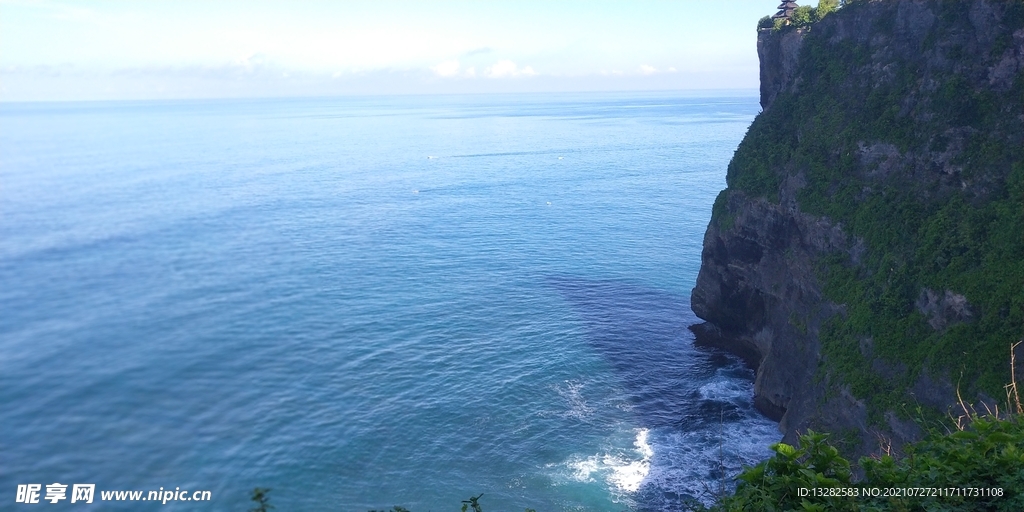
0, 92, 778, 511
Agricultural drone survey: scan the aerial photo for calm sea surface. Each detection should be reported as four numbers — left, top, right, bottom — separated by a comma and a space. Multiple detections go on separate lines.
0, 92, 778, 511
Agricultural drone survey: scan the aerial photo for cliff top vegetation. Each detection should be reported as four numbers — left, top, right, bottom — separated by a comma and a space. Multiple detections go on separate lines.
758, 0, 841, 31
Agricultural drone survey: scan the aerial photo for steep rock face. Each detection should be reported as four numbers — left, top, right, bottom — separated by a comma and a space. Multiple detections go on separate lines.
757, 27, 806, 111
692, 0, 1024, 456
692, 189, 843, 426
692, 179, 859, 445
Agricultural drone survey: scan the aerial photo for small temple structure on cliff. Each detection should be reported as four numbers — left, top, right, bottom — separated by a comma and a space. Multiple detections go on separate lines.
772, 0, 799, 20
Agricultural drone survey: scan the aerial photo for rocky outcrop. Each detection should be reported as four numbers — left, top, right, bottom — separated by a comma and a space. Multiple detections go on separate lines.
691, 0, 1024, 456
691, 185, 854, 445
915, 289, 973, 331
757, 27, 806, 111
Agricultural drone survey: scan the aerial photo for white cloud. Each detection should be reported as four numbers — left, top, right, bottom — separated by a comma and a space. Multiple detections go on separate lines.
639, 64, 657, 75
667, 67, 678, 73
431, 59, 460, 77
486, 60, 517, 77
484, 60, 536, 78
464, 66, 476, 77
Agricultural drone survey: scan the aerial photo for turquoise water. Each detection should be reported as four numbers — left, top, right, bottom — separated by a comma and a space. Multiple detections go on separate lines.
0, 93, 778, 511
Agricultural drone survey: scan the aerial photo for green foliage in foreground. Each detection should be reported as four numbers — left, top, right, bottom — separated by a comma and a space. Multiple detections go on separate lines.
248, 487, 273, 512
711, 418, 1024, 512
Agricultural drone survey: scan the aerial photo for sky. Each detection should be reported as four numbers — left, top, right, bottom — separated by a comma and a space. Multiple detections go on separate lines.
0, 0, 775, 101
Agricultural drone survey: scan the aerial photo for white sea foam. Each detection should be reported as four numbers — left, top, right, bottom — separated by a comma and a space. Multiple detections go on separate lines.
547, 361, 777, 507
567, 455, 599, 483
638, 418, 779, 507
609, 428, 653, 492
698, 377, 748, 401
561, 428, 653, 494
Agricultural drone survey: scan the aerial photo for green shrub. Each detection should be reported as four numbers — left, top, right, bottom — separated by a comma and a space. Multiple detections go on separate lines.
712, 416, 1024, 511
248, 488, 273, 512
716, 431, 857, 511
862, 417, 1024, 511
814, 0, 840, 22
791, 5, 815, 27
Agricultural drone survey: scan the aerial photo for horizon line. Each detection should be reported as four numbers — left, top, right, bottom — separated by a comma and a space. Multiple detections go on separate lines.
0, 87, 761, 105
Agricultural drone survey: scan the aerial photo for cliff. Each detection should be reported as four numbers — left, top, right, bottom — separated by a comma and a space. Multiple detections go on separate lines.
692, 0, 1024, 456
